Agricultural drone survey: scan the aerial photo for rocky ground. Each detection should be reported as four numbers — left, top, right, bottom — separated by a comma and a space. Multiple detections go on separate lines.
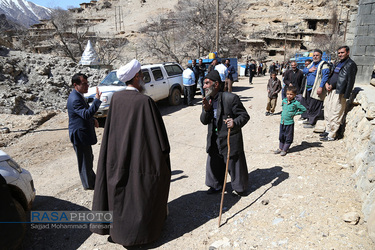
0, 49, 108, 115
1, 75, 374, 249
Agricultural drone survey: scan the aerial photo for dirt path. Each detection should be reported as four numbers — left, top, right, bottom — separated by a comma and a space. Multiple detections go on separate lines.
2, 76, 374, 249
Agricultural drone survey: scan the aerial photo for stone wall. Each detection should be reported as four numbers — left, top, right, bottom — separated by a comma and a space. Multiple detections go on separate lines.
343, 84, 375, 241
350, 0, 375, 84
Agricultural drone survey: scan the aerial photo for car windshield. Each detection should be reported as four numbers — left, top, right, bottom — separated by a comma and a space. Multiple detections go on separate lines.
99, 71, 126, 86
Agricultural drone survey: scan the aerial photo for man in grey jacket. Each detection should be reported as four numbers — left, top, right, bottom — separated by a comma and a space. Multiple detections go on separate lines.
320, 46, 357, 141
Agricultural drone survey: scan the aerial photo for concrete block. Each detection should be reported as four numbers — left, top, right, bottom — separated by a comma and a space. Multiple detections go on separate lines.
352, 45, 366, 56
355, 36, 375, 46
361, 0, 375, 5
368, 25, 375, 35
352, 55, 375, 66
359, 15, 375, 25
356, 25, 369, 36
366, 46, 375, 56
359, 4, 373, 15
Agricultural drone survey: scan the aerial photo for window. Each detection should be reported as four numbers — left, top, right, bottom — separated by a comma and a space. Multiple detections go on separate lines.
100, 71, 125, 86
151, 67, 164, 81
142, 69, 151, 83
308, 20, 317, 30
164, 64, 183, 76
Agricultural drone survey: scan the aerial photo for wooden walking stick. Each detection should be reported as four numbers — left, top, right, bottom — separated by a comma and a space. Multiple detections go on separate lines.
218, 123, 231, 228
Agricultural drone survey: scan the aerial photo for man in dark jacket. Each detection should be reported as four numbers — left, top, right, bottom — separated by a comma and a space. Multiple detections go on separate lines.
67, 73, 101, 190
224, 59, 236, 93
321, 46, 357, 141
283, 61, 304, 96
249, 60, 256, 85
201, 70, 250, 196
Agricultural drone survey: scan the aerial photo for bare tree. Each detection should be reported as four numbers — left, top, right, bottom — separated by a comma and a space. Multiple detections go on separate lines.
94, 37, 129, 65
140, 0, 246, 62
49, 8, 92, 62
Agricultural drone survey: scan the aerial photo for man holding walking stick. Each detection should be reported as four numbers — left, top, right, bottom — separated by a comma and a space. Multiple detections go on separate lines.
200, 70, 250, 197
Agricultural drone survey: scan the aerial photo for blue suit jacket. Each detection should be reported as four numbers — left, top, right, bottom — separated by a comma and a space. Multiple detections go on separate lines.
67, 89, 101, 145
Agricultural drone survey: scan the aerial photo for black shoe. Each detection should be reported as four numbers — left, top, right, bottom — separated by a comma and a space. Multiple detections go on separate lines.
232, 190, 247, 197
320, 136, 335, 141
303, 124, 315, 128
107, 236, 114, 243
265, 112, 270, 116
207, 187, 221, 194
319, 132, 329, 137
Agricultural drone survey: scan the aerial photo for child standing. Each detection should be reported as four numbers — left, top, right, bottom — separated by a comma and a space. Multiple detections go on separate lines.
275, 86, 307, 156
266, 72, 282, 116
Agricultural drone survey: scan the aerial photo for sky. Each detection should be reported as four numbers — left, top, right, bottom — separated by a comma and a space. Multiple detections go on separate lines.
30, 0, 83, 10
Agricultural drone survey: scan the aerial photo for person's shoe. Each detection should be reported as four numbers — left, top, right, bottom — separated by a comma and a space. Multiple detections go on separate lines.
207, 187, 221, 194
265, 112, 270, 116
232, 190, 247, 197
274, 149, 282, 154
302, 120, 310, 124
269, 112, 274, 116
320, 136, 335, 141
280, 150, 287, 156
319, 132, 329, 137
107, 236, 114, 243
303, 124, 315, 128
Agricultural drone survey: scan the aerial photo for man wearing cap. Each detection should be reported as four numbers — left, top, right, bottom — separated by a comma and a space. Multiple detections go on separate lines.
67, 73, 101, 190
201, 70, 250, 196
91, 59, 171, 246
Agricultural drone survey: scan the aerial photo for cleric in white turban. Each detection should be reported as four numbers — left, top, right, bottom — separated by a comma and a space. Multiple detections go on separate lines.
91, 58, 171, 246
116, 59, 141, 83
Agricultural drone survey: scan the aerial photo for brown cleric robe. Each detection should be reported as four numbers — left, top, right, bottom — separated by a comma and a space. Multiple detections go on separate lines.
90, 89, 171, 246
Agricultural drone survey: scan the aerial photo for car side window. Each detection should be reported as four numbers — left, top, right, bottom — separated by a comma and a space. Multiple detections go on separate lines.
164, 64, 183, 76
151, 67, 164, 81
142, 70, 151, 84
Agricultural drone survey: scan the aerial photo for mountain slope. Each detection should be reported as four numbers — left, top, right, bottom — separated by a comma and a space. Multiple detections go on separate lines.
0, 0, 51, 27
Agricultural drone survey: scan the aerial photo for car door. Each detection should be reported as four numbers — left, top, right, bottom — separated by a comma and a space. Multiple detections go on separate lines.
150, 66, 169, 101
142, 68, 156, 100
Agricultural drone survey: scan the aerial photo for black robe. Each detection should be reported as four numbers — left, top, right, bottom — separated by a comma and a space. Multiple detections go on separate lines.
91, 89, 171, 246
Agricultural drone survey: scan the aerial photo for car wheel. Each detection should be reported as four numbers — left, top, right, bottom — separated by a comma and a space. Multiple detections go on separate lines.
12, 199, 27, 248
168, 88, 181, 106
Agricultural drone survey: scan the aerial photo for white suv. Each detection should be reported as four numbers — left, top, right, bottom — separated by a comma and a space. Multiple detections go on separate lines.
85, 62, 184, 117
0, 150, 36, 247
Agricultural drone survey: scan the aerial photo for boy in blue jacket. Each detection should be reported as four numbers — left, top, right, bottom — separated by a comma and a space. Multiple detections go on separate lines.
275, 86, 306, 156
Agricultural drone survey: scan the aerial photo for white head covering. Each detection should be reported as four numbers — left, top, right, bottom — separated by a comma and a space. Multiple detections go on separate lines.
117, 59, 141, 83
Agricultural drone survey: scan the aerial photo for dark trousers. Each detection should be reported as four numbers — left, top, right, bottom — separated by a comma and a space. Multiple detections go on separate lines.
279, 123, 294, 152
295, 94, 308, 119
184, 85, 194, 105
249, 74, 254, 84
281, 86, 286, 100
73, 144, 96, 189
199, 76, 205, 97
206, 139, 248, 192
305, 89, 323, 125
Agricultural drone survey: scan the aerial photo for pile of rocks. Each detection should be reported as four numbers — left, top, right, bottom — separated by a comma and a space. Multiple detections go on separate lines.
0, 49, 109, 115
343, 84, 375, 242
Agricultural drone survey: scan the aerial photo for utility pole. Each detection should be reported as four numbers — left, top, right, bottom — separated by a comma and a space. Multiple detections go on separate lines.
216, 0, 219, 53
114, 6, 117, 31
284, 23, 288, 63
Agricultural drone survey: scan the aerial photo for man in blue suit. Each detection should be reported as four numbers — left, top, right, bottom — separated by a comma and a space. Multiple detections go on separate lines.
67, 73, 101, 190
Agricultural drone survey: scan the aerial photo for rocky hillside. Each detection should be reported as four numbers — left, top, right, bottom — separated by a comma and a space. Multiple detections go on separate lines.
0, 48, 108, 115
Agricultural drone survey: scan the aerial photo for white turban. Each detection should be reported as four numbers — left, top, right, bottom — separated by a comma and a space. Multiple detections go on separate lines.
117, 59, 141, 83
